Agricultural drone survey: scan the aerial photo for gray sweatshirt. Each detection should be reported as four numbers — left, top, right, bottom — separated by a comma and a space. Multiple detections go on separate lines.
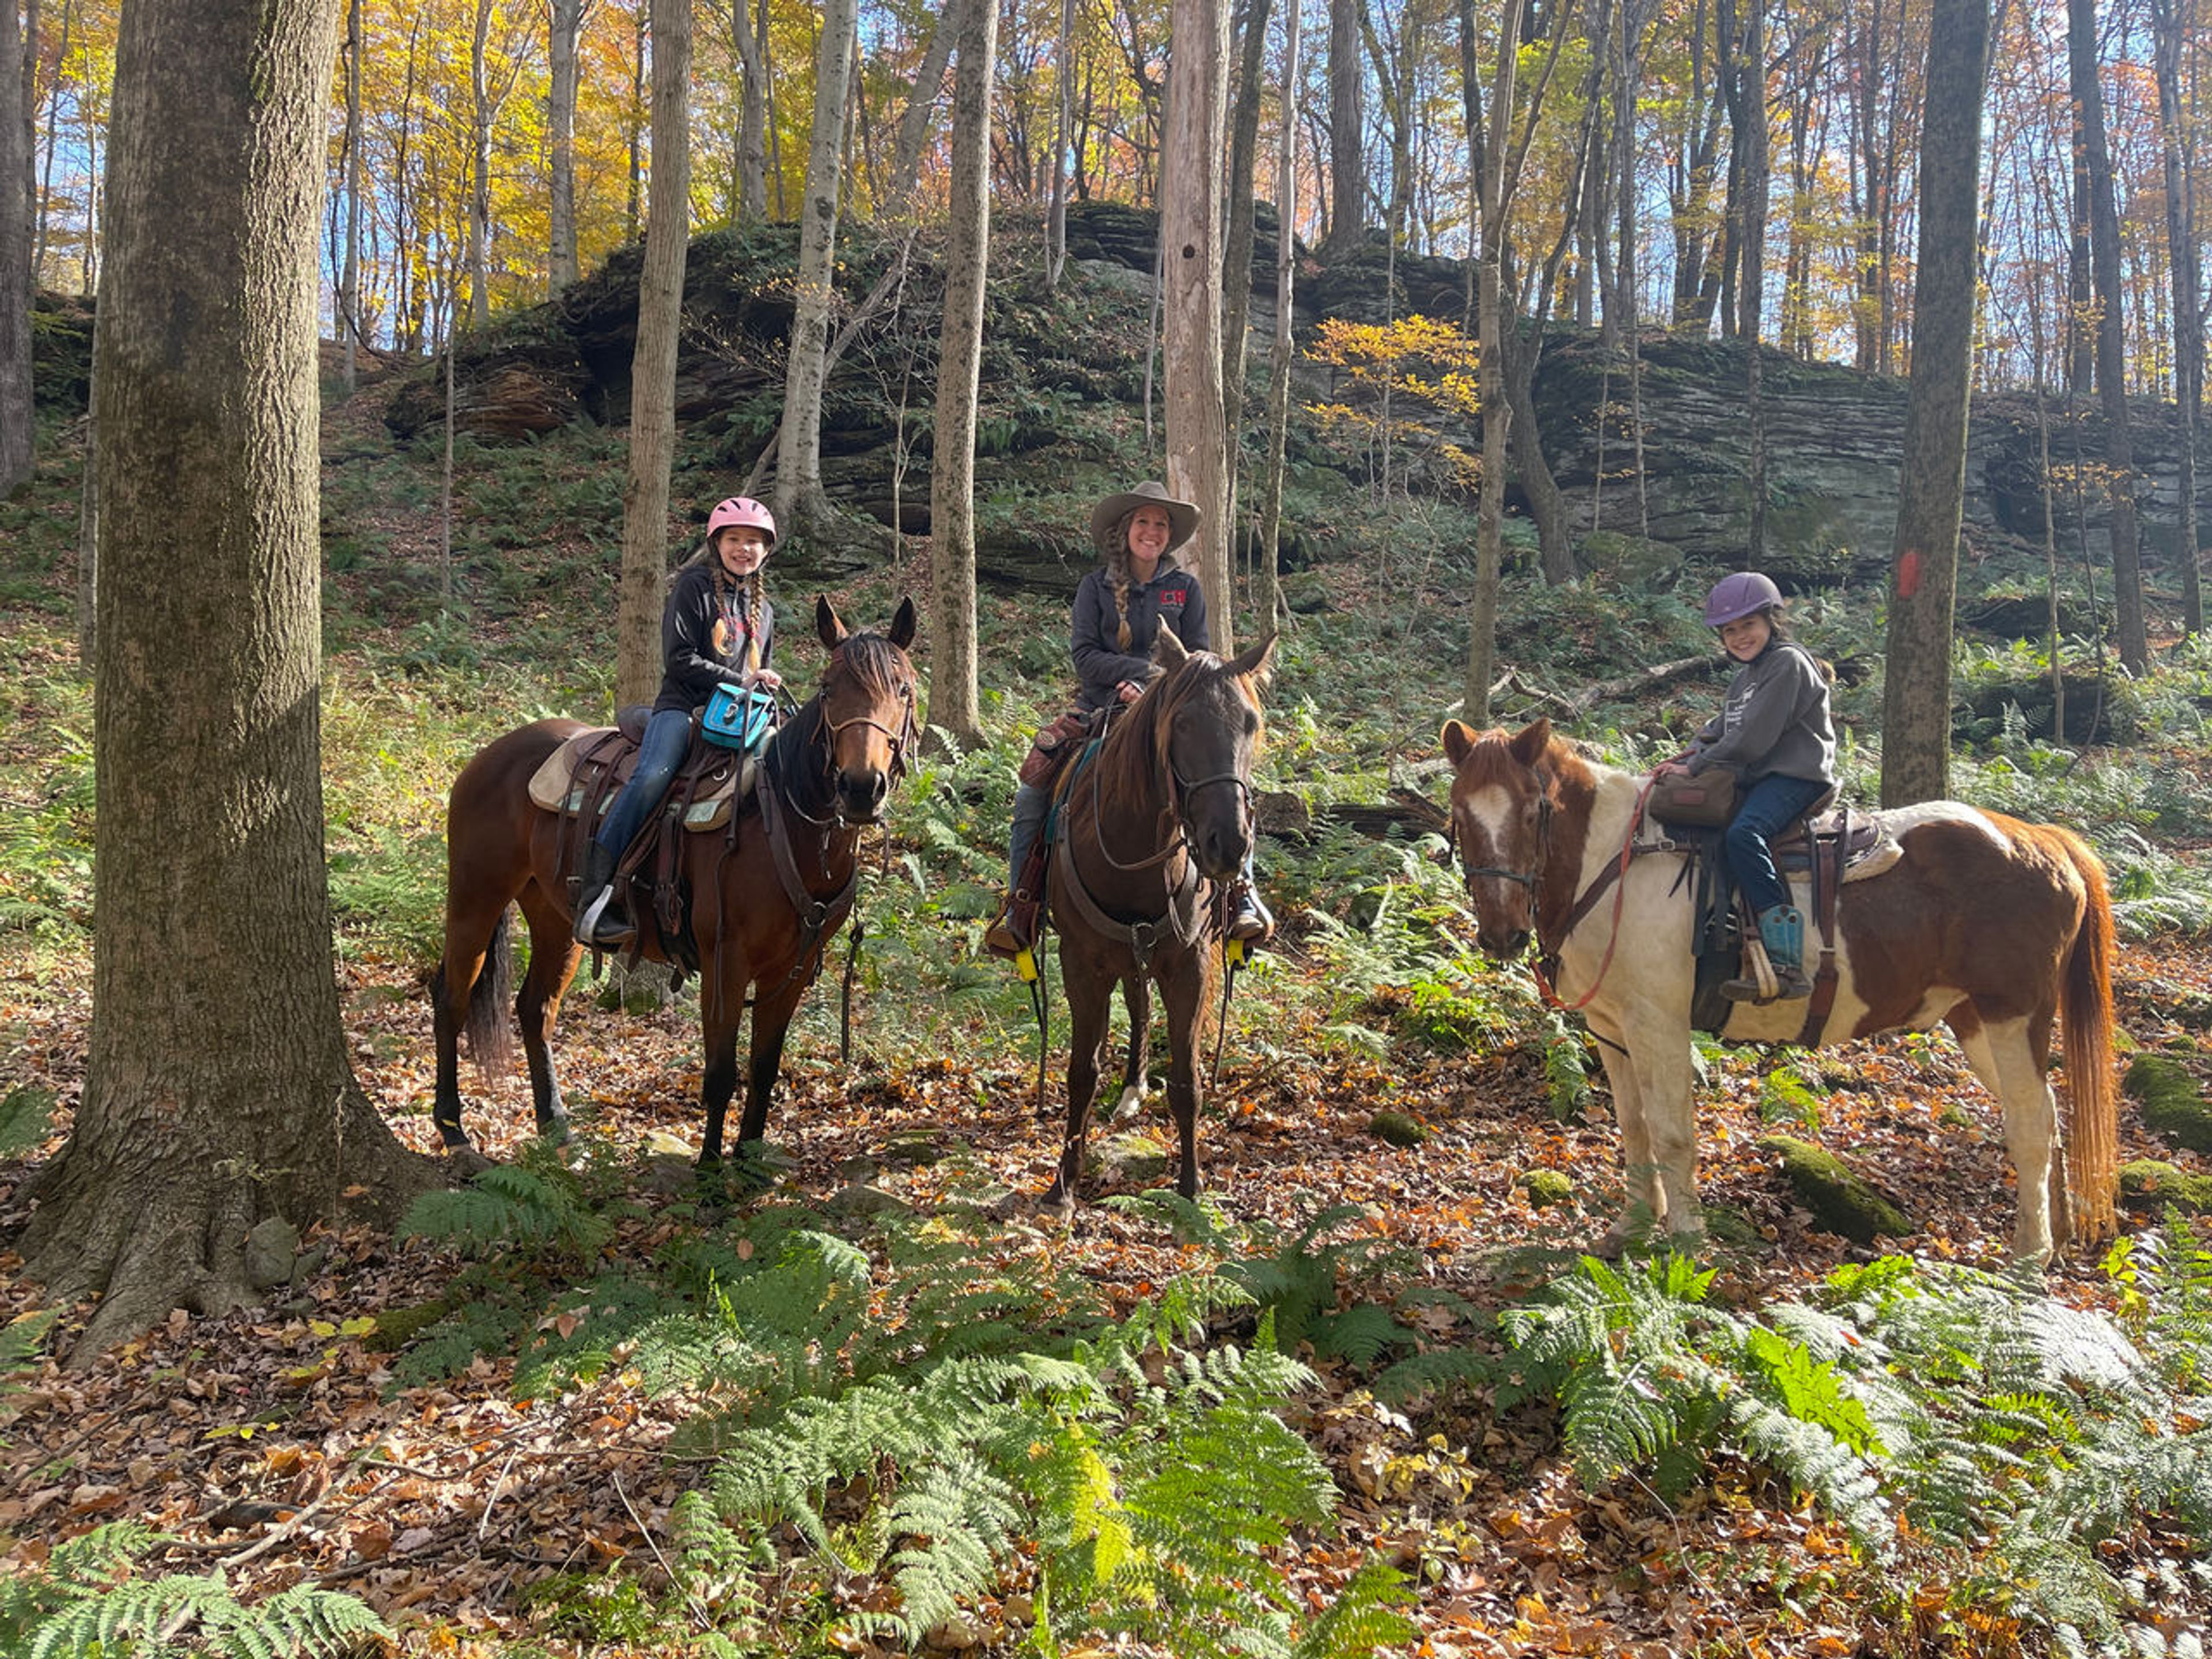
1687, 639, 1836, 785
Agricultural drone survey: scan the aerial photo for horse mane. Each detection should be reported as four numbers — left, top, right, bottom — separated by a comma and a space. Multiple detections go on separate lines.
828, 630, 910, 699
1088, 650, 1257, 826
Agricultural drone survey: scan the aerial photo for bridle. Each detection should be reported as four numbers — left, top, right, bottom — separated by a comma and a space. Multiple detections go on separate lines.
1453, 788, 1554, 897
1085, 702, 1255, 877
779, 653, 919, 829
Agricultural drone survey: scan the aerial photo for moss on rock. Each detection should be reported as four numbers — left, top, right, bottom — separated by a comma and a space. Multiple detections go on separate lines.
2126, 1054, 2212, 1154
1758, 1134, 1912, 1244
2118, 1159, 2212, 1215
1370, 1111, 1432, 1148
1520, 1168, 1573, 1209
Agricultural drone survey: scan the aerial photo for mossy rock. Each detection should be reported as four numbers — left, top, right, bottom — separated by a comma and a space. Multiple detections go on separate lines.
2126, 1054, 2212, 1154
363, 1299, 454, 1353
1369, 1111, 1431, 1148
1758, 1134, 1912, 1244
1520, 1168, 1573, 1210
2118, 1159, 2212, 1216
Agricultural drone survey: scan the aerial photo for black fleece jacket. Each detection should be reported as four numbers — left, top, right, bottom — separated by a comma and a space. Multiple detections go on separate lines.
653, 559, 777, 715
1069, 558, 1209, 712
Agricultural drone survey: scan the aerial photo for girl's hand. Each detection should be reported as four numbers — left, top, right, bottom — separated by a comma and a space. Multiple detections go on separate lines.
1653, 759, 1690, 778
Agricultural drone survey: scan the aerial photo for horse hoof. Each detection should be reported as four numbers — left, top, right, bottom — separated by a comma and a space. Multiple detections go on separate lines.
1041, 1186, 1076, 1223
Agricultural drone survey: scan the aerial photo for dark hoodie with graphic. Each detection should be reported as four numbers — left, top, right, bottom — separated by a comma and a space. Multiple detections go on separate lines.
1686, 638, 1835, 785
1069, 555, 1210, 712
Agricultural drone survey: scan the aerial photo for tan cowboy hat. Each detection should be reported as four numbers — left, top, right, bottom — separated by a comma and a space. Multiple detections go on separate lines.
1089, 479, 1200, 556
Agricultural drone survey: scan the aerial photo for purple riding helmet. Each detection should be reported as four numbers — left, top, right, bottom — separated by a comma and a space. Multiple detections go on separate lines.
1703, 570, 1782, 628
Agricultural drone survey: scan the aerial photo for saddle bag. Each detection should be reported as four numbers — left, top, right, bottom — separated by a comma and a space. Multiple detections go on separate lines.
702, 681, 779, 754
1649, 768, 1737, 828
1020, 709, 1096, 789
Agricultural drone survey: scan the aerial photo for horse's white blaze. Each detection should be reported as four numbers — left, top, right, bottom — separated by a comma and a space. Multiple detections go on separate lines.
1458, 785, 1517, 854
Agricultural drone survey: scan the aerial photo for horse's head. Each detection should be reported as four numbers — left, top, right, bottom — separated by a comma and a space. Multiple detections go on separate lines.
1442, 716, 1557, 960
813, 594, 920, 824
1147, 626, 1277, 884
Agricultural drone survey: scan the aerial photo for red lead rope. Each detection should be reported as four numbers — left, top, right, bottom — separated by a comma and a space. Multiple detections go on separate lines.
1529, 776, 1655, 1013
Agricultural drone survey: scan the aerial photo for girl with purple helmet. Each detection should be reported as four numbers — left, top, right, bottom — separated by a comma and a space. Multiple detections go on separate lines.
1653, 571, 1836, 1000
574, 496, 783, 947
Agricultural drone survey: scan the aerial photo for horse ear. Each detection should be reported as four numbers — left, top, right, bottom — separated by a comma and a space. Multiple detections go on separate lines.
1509, 717, 1552, 766
1226, 632, 1277, 688
1152, 625, 1190, 671
816, 594, 847, 650
887, 596, 918, 651
1441, 719, 1479, 767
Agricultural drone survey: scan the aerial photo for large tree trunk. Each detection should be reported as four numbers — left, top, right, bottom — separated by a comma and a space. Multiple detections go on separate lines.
549, 0, 589, 290
616, 0, 692, 711
1730, 0, 1769, 555
2152, 0, 2203, 637
1219, 0, 1272, 521
468, 0, 494, 328
2069, 0, 2147, 673
0, 0, 30, 496
1044, 0, 1075, 287
1323, 0, 1363, 259
772, 0, 859, 539
19, 0, 437, 1359
929, 0, 994, 748
730, 0, 767, 222
1256, 0, 1300, 631
1880, 0, 1990, 808
1161, 0, 1233, 646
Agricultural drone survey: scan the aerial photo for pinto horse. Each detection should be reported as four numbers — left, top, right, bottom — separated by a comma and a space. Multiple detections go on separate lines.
1442, 717, 2119, 1264
431, 596, 919, 1166
1042, 627, 1277, 1211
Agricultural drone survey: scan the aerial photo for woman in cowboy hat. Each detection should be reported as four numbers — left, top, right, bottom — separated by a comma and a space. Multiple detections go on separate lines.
984, 479, 1272, 955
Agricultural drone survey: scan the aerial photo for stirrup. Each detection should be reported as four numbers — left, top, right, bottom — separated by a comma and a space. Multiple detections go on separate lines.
574, 885, 633, 948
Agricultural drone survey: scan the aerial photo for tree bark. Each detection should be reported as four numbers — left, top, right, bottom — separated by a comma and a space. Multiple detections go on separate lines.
549, 0, 590, 290
616, 0, 692, 711
0, 0, 31, 495
1161, 0, 1233, 647
1732, 0, 1769, 556
468, 0, 494, 328
887, 0, 960, 215
1044, 0, 1075, 287
1219, 0, 1273, 529
2151, 0, 2203, 636
20, 0, 437, 1359
730, 0, 767, 222
1257, 0, 1299, 631
1462, 0, 1525, 725
772, 0, 859, 539
340, 0, 363, 388
2068, 0, 2147, 673
1323, 0, 1363, 259
1880, 0, 1990, 808
929, 0, 994, 748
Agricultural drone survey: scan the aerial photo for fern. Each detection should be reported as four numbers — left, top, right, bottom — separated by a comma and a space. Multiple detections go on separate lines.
1, 1523, 389, 1659
399, 1162, 611, 1260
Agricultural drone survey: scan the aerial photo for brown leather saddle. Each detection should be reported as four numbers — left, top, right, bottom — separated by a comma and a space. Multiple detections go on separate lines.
547, 707, 756, 972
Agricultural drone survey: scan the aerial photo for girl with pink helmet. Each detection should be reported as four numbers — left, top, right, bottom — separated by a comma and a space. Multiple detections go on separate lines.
574, 496, 783, 946
1653, 570, 1836, 1001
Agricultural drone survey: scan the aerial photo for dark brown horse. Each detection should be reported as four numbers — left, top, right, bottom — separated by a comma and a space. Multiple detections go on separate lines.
1042, 627, 1277, 1212
431, 596, 919, 1166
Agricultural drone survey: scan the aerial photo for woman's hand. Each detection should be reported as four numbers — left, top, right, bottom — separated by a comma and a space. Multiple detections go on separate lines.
1116, 680, 1143, 705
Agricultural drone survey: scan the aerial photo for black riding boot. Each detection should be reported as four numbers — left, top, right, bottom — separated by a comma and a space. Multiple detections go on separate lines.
573, 842, 628, 948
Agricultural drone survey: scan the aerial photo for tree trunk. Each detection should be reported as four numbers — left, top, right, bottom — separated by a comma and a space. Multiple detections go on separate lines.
1324, 0, 1363, 258
340, 0, 363, 387
1161, 0, 1233, 646
929, 0, 994, 748
1880, 0, 1990, 808
772, 0, 859, 540
730, 0, 767, 222
33, 0, 74, 280
887, 0, 960, 215
549, 0, 588, 291
468, 0, 493, 328
1257, 0, 1300, 631
2069, 0, 2146, 673
75, 304, 96, 665
0, 0, 30, 496
616, 0, 692, 711
1733, 0, 1769, 556
2151, 0, 2203, 636
20, 0, 437, 1360
1044, 0, 1075, 287
1219, 0, 1272, 526
1462, 0, 1525, 725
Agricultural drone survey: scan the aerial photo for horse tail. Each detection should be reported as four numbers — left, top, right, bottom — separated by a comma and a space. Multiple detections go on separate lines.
432, 910, 516, 1081
2056, 830, 2119, 1245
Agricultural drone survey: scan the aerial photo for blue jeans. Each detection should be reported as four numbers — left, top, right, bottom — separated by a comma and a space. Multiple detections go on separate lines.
596, 707, 692, 858
1009, 781, 1051, 892
1723, 772, 1831, 917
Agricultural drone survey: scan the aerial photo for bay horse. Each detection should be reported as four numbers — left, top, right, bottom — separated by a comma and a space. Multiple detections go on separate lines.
1042, 627, 1277, 1213
1442, 717, 2119, 1265
430, 596, 919, 1166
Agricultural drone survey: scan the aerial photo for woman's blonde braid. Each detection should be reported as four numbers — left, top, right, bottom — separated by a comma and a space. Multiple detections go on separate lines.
1108, 508, 1137, 651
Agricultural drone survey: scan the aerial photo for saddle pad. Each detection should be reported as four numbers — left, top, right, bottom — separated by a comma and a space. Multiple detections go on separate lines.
527, 728, 755, 832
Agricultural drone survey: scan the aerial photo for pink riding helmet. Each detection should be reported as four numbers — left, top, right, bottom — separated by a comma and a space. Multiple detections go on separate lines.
707, 495, 778, 550
1703, 570, 1782, 627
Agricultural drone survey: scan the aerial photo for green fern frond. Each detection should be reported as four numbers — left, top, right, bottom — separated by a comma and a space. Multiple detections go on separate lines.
861, 1451, 1025, 1643
1288, 1558, 1418, 1659
399, 1164, 610, 1259
1311, 1302, 1408, 1366
1371, 1344, 1495, 1405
